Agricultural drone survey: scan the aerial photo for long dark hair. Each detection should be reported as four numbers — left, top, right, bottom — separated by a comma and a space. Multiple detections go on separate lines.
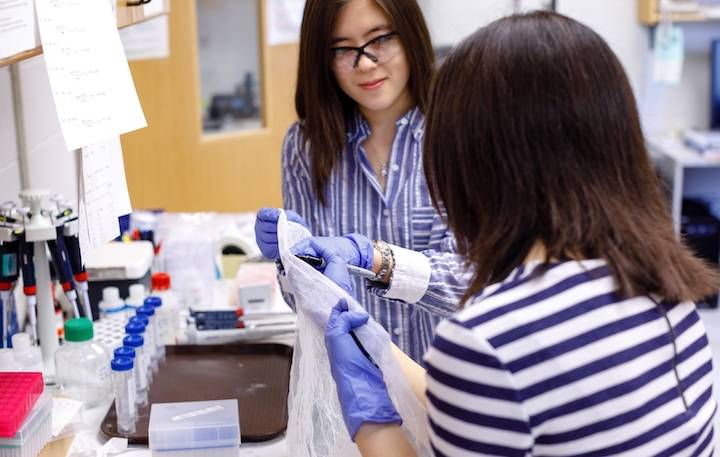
424, 11, 719, 304
295, 0, 434, 205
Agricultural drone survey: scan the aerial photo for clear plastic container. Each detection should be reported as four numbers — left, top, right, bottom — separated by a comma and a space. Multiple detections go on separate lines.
151, 273, 180, 345
128, 316, 154, 381
120, 336, 149, 406
136, 305, 163, 366
54, 318, 111, 407
11, 334, 42, 373
126, 317, 157, 373
99, 287, 127, 320
148, 399, 240, 452
111, 357, 137, 435
114, 346, 147, 407
143, 298, 166, 360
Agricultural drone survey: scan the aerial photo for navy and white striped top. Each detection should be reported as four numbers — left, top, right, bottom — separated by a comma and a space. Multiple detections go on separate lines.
281, 107, 469, 363
425, 259, 716, 456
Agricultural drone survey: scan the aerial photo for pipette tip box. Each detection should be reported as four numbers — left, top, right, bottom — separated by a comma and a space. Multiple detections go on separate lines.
0, 391, 52, 457
0, 373, 44, 438
148, 399, 240, 457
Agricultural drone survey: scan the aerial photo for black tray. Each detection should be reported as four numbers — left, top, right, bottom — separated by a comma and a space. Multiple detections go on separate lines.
101, 343, 293, 443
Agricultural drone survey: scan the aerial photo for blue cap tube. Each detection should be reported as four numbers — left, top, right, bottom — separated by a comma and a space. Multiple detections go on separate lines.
114, 346, 136, 359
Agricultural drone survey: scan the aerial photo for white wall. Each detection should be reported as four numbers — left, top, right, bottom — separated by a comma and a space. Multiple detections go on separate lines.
418, 0, 716, 135
418, 0, 549, 46
0, 56, 78, 205
16, 55, 78, 204
0, 67, 22, 203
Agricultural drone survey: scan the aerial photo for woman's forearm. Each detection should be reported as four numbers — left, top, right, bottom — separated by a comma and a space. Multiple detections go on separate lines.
391, 343, 427, 406
356, 424, 417, 457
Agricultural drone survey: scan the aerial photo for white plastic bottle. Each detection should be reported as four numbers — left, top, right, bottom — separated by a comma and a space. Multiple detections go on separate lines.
98, 287, 126, 321
0, 348, 22, 371
151, 273, 180, 345
11, 333, 43, 373
54, 318, 112, 407
124, 284, 146, 314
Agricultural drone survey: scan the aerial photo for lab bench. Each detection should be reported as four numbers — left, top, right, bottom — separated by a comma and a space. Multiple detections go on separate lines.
39, 333, 294, 456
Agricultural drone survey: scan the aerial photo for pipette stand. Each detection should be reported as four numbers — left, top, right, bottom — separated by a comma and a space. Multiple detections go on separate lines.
19, 190, 58, 381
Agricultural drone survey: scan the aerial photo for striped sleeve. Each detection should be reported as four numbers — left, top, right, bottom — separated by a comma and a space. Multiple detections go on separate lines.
373, 218, 469, 317
424, 319, 533, 457
418, 221, 471, 313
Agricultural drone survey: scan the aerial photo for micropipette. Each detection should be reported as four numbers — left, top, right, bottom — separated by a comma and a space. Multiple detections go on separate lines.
47, 226, 80, 318
63, 228, 92, 319
18, 234, 38, 343
0, 238, 19, 348
295, 254, 377, 280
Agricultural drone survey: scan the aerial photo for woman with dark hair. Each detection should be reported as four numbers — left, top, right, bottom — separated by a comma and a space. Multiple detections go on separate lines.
301, 11, 720, 456
255, 0, 468, 363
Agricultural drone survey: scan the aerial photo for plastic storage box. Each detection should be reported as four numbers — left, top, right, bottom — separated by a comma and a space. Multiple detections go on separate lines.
148, 399, 240, 456
85, 241, 154, 320
0, 373, 44, 438
0, 391, 52, 457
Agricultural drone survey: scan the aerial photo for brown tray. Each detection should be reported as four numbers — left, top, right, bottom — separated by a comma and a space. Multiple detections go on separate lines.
101, 343, 293, 443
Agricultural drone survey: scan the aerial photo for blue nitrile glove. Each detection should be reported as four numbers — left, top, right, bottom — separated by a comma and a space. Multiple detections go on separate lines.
291, 234, 374, 270
298, 238, 354, 293
326, 299, 402, 441
254, 208, 309, 260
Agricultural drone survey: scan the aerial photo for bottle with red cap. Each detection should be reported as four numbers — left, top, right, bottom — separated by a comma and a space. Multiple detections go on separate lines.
150, 273, 180, 345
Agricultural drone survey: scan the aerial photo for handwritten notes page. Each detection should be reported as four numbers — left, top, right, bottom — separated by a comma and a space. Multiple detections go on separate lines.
0, 0, 39, 60
35, 0, 146, 151
78, 136, 131, 253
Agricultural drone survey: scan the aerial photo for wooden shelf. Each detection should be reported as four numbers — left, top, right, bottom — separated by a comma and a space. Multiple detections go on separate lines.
0, 46, 43, 69
639, 0, 720, 25
0, 0, 170, 69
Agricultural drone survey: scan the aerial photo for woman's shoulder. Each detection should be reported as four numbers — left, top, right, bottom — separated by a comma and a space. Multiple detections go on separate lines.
282, 121, 311, 168
451, 260, 614, 329
283, 121, 305, 152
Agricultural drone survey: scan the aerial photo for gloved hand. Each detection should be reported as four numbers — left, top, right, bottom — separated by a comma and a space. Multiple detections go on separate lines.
291, 234, 374, 270
254, 208, 309, 260
297, 238, 354, 293
325, 300, 401, 441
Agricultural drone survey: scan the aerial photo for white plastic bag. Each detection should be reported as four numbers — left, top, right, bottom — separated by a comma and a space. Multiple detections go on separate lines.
279, 211, 431, 457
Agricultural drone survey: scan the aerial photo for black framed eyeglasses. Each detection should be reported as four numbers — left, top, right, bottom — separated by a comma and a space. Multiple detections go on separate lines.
330, 32, 401, 72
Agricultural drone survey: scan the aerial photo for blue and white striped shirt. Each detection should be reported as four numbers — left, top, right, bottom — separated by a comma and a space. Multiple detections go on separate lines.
425, 259, 716, 456
281, 107, 469, 363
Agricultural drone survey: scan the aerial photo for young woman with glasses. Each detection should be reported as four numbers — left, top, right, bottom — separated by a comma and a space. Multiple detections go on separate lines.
299, 11, 720, 456
255, 0, 468, 363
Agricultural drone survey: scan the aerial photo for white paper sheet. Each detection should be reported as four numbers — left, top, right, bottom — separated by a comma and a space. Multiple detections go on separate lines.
78, 136, 131, 252
266, 0, 305, 45
0, 0, 39, 60
35, 0, 147, 151
119, 15, 169, 61
143, 0, 165, 17
51, 397, 83, 436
